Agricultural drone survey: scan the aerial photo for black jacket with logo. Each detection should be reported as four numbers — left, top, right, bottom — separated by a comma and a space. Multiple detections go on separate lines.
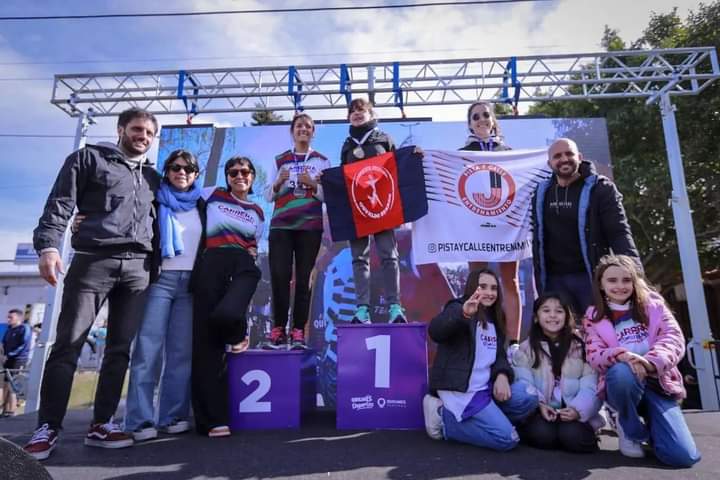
340, 129, 395, 166
428, 298, 514, 393
33, 144, 160, 255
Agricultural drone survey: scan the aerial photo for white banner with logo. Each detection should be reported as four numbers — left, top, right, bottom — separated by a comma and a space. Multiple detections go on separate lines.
412, 149, 551, 264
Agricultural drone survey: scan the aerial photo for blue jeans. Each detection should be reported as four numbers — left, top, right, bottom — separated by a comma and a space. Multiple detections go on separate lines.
125, 270, 193, 431
605, 362, 701, 468
442, 382, 538, 451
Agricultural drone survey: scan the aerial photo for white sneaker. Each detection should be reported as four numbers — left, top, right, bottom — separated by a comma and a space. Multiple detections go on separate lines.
160, 419, 190, 434
132, 422, 158, 442
616, 419, 645, 458
422, 394, 443, 440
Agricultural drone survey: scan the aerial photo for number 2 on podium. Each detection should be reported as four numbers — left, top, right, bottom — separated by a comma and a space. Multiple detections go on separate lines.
366, 334, 390, 388
238, 369, 272, 413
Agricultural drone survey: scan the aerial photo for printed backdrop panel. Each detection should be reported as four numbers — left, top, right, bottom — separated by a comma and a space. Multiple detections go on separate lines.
413, 149, 551, 264
158, 117, 611, 409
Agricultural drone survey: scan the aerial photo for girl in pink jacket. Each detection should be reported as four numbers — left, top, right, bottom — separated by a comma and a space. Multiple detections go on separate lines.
583, 254, 700, 467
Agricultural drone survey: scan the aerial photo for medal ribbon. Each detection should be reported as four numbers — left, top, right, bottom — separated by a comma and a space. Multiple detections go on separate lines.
351, 128, 377, 149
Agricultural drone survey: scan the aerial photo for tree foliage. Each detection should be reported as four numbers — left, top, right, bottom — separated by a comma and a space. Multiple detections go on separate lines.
251, 103, 284, 125
529, 2, 720, 287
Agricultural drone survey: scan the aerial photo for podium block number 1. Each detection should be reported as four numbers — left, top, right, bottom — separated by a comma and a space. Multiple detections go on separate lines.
239, 369, 272, 413
365, 334, 391, 389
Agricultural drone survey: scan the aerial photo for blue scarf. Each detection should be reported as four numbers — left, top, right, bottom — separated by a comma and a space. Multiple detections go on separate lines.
157, 182, 202, 259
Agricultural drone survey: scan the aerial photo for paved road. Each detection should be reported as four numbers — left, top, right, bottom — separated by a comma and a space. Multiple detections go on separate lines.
1, 408, 717, 479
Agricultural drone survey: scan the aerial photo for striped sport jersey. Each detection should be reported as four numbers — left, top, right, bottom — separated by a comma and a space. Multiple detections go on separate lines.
203, 188, 264, 250
264, 149, 330, 231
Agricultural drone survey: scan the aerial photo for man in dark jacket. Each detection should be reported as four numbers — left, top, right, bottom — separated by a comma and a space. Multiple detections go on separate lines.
532, 138, 641, 316
25, 107, 161, 461
2, 309, 31, 417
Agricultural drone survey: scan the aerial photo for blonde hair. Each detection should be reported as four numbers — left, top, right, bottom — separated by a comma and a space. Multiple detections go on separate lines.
591, 254, 655, 326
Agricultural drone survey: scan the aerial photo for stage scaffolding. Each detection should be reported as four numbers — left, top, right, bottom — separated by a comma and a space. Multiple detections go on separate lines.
26, 47, 720, 411
51, 48, 718, 115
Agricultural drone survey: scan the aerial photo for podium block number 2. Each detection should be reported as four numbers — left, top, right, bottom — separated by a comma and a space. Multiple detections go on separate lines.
366, 334, 391, 388
238, 369, 272, 413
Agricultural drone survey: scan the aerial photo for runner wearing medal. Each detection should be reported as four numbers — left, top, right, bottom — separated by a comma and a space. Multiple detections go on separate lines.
339, 98, 406, 325
458, 101, 522, 345
263, 113, 330, 349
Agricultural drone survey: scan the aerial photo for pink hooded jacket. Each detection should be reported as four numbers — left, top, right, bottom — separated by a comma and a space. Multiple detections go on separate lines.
583, 293, 686, 400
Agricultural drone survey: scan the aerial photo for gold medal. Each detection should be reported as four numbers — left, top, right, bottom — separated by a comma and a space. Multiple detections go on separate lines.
353, 146, 365, 159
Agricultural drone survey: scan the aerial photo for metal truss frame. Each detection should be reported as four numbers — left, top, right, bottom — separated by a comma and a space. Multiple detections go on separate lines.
50, 47, 719, 117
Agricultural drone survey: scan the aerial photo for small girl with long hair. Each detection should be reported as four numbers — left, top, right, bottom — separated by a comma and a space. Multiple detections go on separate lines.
423, 268, 537, 451
584, 254, 700, 467
512, 292, 602, 453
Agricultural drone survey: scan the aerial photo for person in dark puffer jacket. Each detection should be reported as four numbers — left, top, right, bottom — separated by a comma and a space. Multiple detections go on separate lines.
531, 138, 641, 318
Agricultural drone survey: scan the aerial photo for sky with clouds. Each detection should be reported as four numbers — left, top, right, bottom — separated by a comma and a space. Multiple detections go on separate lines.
0, 0, 708, 259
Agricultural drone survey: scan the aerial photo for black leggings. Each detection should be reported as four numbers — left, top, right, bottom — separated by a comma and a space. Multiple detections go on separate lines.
518, 412, 598, 453
268, 229, 322, 330
191, 248, 260, 434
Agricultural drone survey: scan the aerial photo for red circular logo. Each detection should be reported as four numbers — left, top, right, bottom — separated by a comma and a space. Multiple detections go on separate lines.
457, 163, 516, 216
350, 165, 395, 219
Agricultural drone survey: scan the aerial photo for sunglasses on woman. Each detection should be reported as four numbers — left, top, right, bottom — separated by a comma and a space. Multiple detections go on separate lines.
471, 111, 492, 121
227, 168, 253, 178
168, 164, 197, 174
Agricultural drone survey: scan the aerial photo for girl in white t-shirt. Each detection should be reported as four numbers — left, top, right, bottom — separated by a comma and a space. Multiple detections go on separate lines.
422, 269, 537, 450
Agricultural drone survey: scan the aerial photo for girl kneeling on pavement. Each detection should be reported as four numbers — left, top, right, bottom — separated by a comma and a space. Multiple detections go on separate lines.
584, 254, 700, 467
511, 292, 602, 452
423, 269, 537, 450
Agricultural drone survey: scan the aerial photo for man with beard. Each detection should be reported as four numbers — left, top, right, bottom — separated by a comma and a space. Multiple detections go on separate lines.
531, 138, 640, 317
25, 108, 161, 460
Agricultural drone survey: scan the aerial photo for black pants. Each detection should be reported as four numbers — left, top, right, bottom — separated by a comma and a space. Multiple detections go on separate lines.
38, 254, 150, 429
191, 248, 260, 434
518, 412, 598, 453
268, 229, 322, 330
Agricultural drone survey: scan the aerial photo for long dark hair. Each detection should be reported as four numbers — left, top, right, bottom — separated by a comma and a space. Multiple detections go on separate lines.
224, 156, 256, 194
529, 292, 579, 377
591, 254, 654, 326
463, 268, 504, 332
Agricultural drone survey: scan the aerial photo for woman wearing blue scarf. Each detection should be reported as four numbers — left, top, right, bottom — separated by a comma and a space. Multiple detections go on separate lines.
125, 149, 204, 442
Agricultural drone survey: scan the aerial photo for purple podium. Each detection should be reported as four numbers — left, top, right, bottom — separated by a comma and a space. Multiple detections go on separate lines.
336, 323, 428, 430
227, 349, 316, 430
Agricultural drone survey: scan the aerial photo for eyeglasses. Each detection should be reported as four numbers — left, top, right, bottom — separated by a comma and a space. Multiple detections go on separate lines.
227, 168, 253, 178
168, 164, 197, 174
471, 111, 492, 121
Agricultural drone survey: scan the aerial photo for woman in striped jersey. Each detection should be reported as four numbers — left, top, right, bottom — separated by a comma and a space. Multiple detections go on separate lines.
262, 113, 330, 349
191, 156, 264, 438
